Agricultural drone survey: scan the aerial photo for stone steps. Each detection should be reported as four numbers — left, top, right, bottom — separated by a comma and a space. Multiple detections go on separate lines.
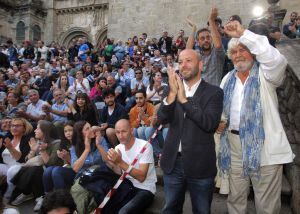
14, 168, 292, 214
145, 168, 292, 214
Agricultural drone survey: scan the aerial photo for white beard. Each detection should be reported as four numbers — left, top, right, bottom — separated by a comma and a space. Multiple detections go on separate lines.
234, 60, 253, 72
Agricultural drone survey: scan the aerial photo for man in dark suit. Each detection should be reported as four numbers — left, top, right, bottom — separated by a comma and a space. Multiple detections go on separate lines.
158, 49, 223, 214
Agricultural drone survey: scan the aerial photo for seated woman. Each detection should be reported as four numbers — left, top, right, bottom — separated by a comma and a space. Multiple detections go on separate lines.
10, 120, 63, 212
16, 84, 30, 103
70, 121, 110, 214
0, 118, 33, 203
89, 77, 107, 101
42, 121, 76, 196
67, 93, 99, 126
146, 71, 167, 105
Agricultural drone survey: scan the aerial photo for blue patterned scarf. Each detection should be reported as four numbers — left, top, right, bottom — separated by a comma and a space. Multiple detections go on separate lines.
219, 62, 265, 177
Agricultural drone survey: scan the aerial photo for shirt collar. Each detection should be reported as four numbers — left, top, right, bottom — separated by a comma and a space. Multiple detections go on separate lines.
183, 78, 202, 92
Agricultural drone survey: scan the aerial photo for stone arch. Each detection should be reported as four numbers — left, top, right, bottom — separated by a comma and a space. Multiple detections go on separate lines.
59, 27, 91, 48
16, 21, 25, 44
95, 25, 108, 49
32, 25, 41, 42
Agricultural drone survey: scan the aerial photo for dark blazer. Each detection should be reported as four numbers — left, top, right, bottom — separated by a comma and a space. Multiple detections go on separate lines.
157, 80, 223, 179
100, 103, 128, 128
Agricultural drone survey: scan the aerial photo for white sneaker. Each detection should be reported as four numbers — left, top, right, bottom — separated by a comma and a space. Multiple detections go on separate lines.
11, 193, 34, 206
33, 196, 44, 212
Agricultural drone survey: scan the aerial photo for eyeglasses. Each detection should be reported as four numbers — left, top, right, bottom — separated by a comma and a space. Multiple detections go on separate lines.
11, 124, 24, 128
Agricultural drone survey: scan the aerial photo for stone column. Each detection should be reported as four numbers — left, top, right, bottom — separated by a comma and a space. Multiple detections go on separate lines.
43, 0, 55, 44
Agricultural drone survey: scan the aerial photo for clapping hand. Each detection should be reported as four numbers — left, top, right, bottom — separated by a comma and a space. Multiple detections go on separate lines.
175, 74, 187, 104
167, 66, 178, 95
3, 138, 13, 150
29, 137, 38, 152
107, 148, 122, 165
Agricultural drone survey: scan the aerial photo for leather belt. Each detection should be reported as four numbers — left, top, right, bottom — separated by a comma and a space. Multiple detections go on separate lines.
230, 130, 239, 135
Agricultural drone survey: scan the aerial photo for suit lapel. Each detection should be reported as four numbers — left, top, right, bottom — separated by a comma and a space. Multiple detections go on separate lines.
191, 80, 207, 101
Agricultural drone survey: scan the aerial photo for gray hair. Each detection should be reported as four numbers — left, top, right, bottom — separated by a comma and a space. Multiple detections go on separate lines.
227, 38, 240, 60
28, 89, 39, 95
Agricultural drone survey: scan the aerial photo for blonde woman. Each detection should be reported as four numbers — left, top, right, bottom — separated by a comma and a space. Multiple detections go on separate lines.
0, 118, 33, 202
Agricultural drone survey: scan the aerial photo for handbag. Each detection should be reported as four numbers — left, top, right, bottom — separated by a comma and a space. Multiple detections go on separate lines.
23, 155, 44, 167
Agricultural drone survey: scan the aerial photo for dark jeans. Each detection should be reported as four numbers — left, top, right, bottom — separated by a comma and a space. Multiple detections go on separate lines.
119, 188, 154, 214
162, 156, 215, 214
43, 166, 76, 192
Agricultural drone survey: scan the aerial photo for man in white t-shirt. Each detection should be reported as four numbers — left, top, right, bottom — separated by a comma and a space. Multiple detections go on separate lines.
107, 119, 156, 213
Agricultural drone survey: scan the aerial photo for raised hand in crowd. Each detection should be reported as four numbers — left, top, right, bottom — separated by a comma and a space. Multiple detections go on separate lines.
16, 108, 27, 118
118, 68, 125, 76
137, 106, 146, 122
100, 123, 108, 131
289, 22, 297, 33
224, 20, 245, 38
42, 103, 51, 114
29, 137, 39, 153
3, 137, 13, 150
209, 7, 218, 22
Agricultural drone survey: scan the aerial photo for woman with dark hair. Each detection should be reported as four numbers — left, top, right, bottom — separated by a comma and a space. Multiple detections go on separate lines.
89, 77, 107, 101
16, 83, 30, 102
10, 120, 63, 211
70, 120, 110, 213
146, 71, 167, 105
41, 121, 76, 208
67, 93, 99, 126
57, 73, 70, 92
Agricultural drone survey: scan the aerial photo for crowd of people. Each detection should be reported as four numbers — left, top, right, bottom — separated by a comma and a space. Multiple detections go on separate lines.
0, 6, 298, 214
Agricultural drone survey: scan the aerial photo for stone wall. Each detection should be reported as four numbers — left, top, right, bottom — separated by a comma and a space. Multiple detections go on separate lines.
277, 39, 300, 214
52, 0, 109, 46
108, 0, 300, 41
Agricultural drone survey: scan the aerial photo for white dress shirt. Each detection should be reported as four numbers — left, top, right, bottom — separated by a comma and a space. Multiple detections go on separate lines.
228, 75, 249, 130
164, 78, 202, 152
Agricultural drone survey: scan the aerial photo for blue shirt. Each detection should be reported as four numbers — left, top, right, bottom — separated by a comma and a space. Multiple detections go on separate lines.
78, 43, 89, 62
130, 77, 149, 90
51, 102, 68, 122
70, 138, 110, 175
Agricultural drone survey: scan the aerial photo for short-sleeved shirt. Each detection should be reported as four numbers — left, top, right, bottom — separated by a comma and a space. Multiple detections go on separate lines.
51, 102, 68, 122
78, 44, 89, 62
115, 138, 157, 194
130, 77, 149, 90
197, 46, 225, 86
26, 99, 46, 118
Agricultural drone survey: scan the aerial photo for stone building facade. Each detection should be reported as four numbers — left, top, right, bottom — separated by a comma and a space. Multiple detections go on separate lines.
0, 0, 299, 46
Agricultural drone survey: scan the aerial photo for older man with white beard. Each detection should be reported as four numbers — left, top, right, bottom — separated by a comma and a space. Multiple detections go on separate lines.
217, 21, 294, 214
